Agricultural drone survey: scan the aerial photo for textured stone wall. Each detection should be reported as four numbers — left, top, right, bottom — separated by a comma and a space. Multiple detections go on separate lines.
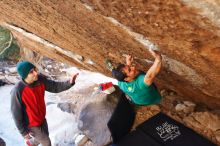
0, 0, 219, 108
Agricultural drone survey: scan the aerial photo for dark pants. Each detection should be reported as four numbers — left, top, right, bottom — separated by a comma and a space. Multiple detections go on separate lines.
28, 119, 51, 146
107, 93, 135, 144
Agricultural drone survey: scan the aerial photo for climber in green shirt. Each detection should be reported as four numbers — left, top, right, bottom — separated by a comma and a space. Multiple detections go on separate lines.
112, 49, 162, 105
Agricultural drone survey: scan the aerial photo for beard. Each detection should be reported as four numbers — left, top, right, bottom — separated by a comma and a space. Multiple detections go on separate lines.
34, 75, 38, 81
32, 75, 38, 82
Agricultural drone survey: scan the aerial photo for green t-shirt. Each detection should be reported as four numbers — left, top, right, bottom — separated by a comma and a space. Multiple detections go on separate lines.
118, 74, 161, 105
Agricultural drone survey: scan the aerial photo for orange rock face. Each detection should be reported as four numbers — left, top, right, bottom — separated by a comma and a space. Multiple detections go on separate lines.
0, 0, 220, 108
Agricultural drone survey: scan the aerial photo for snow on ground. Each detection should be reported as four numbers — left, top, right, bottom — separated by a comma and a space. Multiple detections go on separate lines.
62, 67, 117, 87
0, 85, 23, 146
0, 67, 116, 146
46, 103, 77, 146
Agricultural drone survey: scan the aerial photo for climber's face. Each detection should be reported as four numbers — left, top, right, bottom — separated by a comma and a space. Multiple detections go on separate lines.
121, 65, 139, 82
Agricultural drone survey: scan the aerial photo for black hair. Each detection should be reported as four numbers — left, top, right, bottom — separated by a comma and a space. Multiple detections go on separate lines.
112, 64, 126, 81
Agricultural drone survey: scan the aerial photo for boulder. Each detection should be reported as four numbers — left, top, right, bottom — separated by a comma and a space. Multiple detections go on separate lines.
175, 103, 187, 112
175, 101, 195, 114
57, 102, 75, 114
77, 86, 122, 146
183, 112, 220, 132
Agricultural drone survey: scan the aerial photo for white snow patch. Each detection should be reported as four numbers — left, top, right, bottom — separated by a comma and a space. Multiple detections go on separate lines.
63, 67, 118, 87
0, 85, 24, 146
46, 104, 77, 146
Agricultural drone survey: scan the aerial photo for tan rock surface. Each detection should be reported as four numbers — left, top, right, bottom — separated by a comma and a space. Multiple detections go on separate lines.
0, 0, 220, 108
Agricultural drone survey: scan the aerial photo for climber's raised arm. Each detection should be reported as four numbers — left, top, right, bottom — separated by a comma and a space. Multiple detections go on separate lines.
144, 50, 162, 86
